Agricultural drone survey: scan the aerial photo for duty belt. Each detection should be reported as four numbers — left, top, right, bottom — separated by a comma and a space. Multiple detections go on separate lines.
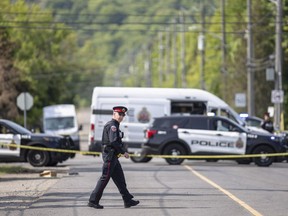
103, 145, 113, 152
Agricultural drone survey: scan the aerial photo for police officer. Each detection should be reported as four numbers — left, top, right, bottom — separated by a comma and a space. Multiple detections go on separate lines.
88, 106, 140, 209
261, 112, 274, 133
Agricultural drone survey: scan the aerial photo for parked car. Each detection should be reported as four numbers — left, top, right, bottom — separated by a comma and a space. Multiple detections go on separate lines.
239, 113, 263, 127
0, 119, 75, 167
141, 115, 288, 166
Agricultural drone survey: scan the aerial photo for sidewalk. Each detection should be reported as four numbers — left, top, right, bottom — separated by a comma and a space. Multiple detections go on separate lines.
1, 155, 148, 216
0, 163, 69, 213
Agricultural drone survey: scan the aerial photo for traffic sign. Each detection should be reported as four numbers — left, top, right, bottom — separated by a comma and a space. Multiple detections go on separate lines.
235, 93, 246, 107
17, 92, 33, 111
271, 90, 284, 103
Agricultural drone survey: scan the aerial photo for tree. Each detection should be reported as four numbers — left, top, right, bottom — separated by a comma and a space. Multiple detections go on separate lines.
0, 0, 81, 127
0, 29, 21, 119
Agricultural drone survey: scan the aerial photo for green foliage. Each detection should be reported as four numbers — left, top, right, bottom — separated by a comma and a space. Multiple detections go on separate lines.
0, 0, 82, 128
1, 0, 288, 129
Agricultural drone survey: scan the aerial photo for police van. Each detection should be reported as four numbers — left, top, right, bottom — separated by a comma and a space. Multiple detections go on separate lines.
142, 115, 287, 166
88, 87, 246, 162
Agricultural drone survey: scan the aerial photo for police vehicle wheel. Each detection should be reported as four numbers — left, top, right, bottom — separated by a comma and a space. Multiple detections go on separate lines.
163, 144, 186, 165
27, 149, 50, 167
130, 156, 152, 163
253, 145, 274, 167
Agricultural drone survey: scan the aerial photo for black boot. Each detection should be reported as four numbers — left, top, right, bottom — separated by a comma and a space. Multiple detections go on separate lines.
124, 199, 140, 208
87, 202, 104, 209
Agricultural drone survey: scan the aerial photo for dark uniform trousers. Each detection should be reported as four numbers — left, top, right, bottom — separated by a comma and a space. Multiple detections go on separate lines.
89, 151, 133, 204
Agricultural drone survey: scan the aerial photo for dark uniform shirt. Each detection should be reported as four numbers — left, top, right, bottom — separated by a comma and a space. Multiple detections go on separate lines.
261, 120, 274, 133
102, 119, 125, 155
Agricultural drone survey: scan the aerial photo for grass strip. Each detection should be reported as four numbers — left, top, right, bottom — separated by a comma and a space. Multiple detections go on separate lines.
0, 165, 31, 175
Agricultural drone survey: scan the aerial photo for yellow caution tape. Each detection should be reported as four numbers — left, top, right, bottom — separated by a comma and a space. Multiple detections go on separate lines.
144, 152, 288, 159
0, 143, 101, 156
1, 143, 288, 159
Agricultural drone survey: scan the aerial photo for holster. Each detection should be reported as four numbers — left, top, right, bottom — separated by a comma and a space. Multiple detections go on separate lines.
106, 148, 115, 161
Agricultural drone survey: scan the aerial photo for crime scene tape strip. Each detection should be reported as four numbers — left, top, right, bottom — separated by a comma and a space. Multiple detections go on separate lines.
1, 143, 288, 159
0, 143, 101, 156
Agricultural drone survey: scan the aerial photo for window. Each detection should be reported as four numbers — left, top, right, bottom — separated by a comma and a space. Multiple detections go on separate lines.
171, 101, 207, 115
216, 120, 230, 131
213, 119, 241, 132
186, 118, 208, 130
0, 125, 13, 134
153, 118, 188, 130
45, 117, 75, 130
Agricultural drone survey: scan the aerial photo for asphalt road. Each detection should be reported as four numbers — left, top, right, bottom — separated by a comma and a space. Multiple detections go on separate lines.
2, 154, 288, 216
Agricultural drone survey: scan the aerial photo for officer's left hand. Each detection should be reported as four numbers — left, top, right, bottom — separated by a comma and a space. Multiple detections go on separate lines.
124, 152, 130, 159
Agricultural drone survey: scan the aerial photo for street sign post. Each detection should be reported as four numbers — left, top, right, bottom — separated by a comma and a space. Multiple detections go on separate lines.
17, 92, 34, 128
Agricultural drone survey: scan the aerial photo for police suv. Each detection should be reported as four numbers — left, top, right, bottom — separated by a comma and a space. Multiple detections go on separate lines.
0, 119, 74, 167
142, 115, 288, 166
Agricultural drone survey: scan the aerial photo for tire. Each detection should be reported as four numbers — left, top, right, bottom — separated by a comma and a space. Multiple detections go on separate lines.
253, 145, 274, 167
27, 149, 50, 167
130, 156, 152, 163
163, 143, 187, 165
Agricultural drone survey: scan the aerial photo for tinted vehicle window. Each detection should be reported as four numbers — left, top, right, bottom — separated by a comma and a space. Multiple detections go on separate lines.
215, 120, 230, 131
0, 121, 31, 134
171, 101, 206, 115
153, 118, 188, 129
186, 118, 208, 130
212, 119, 243, 132
245, 117, 262, 127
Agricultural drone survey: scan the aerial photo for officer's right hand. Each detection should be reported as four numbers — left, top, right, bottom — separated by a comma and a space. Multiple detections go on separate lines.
123, 152, 130, 159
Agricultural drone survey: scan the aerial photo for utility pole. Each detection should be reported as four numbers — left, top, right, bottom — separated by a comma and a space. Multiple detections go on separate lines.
173, 18, 178, 88
221, 0, 227, 101
165, 27, 170, 77
274, 0, 283, 131
145, 43, 152, 87
199, 3, 206, 90
158, 32, 163, 86
180, 11, 187, 88
247, 0, 255, 116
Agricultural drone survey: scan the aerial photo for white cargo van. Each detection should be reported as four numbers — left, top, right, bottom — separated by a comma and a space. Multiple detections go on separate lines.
88, 87, 244, 162
43, 104, 81, 151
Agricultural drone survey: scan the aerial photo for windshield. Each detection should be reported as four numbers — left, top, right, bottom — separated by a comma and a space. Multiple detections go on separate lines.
45, 117, 75, 130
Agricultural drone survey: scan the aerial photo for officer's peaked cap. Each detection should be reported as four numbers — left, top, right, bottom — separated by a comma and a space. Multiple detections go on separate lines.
113, 106, 128, 113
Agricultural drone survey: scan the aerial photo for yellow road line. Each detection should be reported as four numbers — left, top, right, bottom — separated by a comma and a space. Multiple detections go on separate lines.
184, 165, 263, 216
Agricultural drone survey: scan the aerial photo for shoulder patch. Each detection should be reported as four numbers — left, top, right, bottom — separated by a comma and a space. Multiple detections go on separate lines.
111, 125, 117, 132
